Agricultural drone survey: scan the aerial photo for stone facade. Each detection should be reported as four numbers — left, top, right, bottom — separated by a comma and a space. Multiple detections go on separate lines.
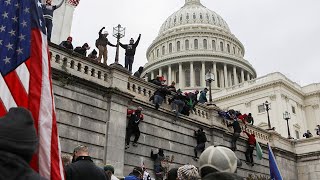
50, 45, 320, 179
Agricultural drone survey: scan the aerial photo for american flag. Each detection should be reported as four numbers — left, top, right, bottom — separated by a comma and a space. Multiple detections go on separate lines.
0, 0, 64, 179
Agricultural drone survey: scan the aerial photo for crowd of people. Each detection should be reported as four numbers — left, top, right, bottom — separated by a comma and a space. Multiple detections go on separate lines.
303, 125, 320, 138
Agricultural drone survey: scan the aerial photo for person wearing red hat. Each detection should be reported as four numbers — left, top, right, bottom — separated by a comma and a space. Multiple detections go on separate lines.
60, 36, 74, 50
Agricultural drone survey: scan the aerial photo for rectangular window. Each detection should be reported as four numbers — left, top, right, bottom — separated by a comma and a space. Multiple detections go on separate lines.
258, 105, 265, 113
292, 106, 296, 114
295, 130, 299, 139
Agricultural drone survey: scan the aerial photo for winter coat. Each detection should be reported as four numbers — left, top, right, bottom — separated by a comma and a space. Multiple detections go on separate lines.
60, 41, 74, 50
227, 120, 242, 133
244, 132, 256, 145
124, 175, 140, 180
198, 91, 207, 103
119, 34, 141, 56
74, 46, 87, 56
154, 86, 171, 99
127, 110, 144, 128
195, 131, 207, 144
96, 28, 116, 47
65, 156, 107, 180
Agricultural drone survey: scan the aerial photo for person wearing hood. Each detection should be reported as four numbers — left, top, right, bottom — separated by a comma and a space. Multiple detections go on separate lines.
134, 66, 144, 78
42, 0, 64, 42
96, 27, 117, 64
151, 148, 165, 180
243, 129, 256, 166
124, 167, 143, 180
198, 88, 208, 104
125, 107, 144, 149
119, 34, 141, 73
74, 43, 90, 56
65, 145, 107, 180
0, 107, 46, 180
88, 49, 98, 60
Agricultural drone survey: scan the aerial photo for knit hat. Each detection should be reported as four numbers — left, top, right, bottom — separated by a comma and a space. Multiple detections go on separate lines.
177, 165, 199, 180
104, 164, 115, 174
0, 107, 38, 162
199, 146, 238, 177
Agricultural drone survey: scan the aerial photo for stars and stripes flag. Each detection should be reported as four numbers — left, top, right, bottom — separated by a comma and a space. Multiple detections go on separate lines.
0, 0, 64, 179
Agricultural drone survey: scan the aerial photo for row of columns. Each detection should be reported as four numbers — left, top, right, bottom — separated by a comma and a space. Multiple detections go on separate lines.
148, 62, 253, 89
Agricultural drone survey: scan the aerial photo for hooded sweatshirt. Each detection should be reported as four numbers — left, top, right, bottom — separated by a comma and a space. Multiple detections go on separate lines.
0, 108, 46, 180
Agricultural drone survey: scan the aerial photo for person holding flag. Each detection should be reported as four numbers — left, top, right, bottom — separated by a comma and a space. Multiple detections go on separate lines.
0, 0, 65, 179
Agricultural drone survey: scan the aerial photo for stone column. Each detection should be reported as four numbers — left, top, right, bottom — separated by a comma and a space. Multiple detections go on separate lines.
219, 70, 224, 88
151, 71, 154, 80
168, 65, 172, 84
179, 63, 183, 89
190, 62, 195, 87
241, 69, 245, 83
224, 64, 228, 88
247, 73, 251, 81
233, 66, 238, 85
213, 62, 217, 87
104, 89, 134, 177
201, 62, 206, 87
228, 71, 232, 86
159, 68, 162, 76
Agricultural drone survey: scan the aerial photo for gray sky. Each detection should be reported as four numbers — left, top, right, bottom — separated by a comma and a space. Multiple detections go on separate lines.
71, 0, 320, 86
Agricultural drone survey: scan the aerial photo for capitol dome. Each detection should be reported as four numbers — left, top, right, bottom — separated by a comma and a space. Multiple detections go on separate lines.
142, 0, 257, 91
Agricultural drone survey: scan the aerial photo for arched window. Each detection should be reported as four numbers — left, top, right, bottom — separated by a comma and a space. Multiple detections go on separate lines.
185, 39, 189, 50
157, 49, 159, 57
162, 46, 165, 55
177, 41, 181, 52
212, 15, 215, 23
193, 13, 196, 20
194, 39, 198, 49
203, 39, 207, 49
169, 43, 173, 53
195, 68, 201, 86
200, 13, 203, 20
175, 71, 179, 83
227, 44, 230, 53
233, 47, 236, 54
180, 15, 183, 22
174, 17, 177, 24
185, 69, 190, 87
212, 40, 216, 51
220, 42, 224, 52
186, 13, 189, 20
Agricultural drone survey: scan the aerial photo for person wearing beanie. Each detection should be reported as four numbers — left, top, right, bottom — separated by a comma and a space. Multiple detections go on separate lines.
65, 145, 107, 180
124, 167, 143, 180
88, 49, 98, 60
119, 34, 142, 73
151, 148, 166, 180
0, 107, 46, 180
166, 168, 178, 180
177, 165, 199, 180
125, 107, 144, 149
199, 146, 239, 178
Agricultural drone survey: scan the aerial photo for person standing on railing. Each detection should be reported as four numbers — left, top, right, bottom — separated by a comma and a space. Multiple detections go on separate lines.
125, 107, 144, 149
198, 88, 208, 104
119, 34, 141, 73
243, 129, 256, 167
42, 0, 64, 42
227, 118, 242, 151
96, 27, 117, 64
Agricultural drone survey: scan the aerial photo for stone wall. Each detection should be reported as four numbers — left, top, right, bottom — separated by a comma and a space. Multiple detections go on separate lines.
50, 45, 320, 179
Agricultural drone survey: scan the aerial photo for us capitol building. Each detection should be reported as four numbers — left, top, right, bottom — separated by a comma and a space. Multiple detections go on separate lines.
141, 0, 320, 139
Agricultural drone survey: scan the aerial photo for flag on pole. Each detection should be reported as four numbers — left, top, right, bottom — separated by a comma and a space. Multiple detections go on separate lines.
268, 144, 283, 180
256, 141, 263, 160
0, 0, 64, 179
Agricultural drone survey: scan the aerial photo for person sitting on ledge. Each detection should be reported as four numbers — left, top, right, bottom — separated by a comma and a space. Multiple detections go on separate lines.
60, 36, 74, 50
303, 130, 313, 138
88, 49, 98, 60
74, 43, 90, 56
134, 66, 144, 78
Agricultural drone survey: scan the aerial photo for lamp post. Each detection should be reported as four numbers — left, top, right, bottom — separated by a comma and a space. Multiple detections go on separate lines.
263, 101, 272, 130
205, 70, 215, 105
283, 111, 292, 139
113, 24, 125, 64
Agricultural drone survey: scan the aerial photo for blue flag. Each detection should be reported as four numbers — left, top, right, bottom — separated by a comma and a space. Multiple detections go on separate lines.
268, 144, 283, 180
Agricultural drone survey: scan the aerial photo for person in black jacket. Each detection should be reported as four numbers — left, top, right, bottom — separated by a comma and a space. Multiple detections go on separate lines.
120, 34, 141, 73
134, 66, 144, 78
193, 128, 207, 161
151, 149, 165, 180
60, 36, 74, 50
96, 27, 117, 64
170, 89, 186, 117
0, 108, 46, 180
74, 43, 90, 56
153, 85, 171, 110
125, 107, 144, 149
227, 119, 242, 151
65, 145, 107, 180
42, 0, 64, 42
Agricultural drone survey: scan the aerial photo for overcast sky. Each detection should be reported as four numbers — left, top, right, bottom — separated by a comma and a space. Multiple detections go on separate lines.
71, 0, 320, 86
